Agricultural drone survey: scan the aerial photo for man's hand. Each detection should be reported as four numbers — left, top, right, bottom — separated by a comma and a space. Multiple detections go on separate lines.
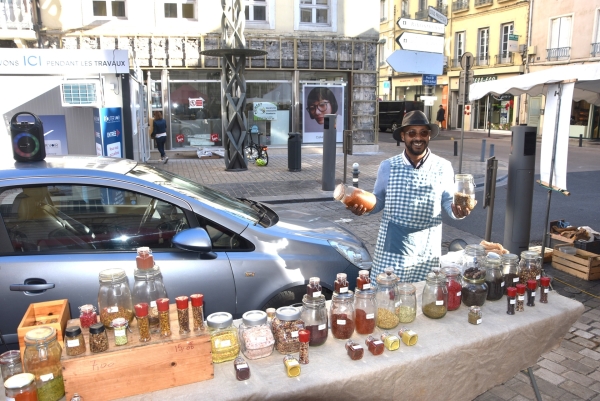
451, 203, 471, 219
348, 203, 369, 216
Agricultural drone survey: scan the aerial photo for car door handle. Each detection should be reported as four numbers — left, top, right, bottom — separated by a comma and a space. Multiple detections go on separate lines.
10, 283, 56, 291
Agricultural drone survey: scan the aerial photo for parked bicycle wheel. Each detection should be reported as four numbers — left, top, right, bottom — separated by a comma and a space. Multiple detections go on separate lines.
245, 145, 259, 162
258, 149, 269, 166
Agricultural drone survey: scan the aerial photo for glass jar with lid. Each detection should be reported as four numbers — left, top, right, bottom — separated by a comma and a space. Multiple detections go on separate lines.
356, 270, 372, 290
462, 269, 488, 307
518, 250, 542, 285
131, 247, 168, 333
354, 287, 376, 334
333, 184, 376, 213
4, 373, 37, 401
89, 323, 109, 353
206, 312, 240, 363
23, 327, 65, 401
396, 282, 417, 323
501, 253, 520, 294
300, 294, 328, 346
64, 326, 86, 356
375, 267, 400, 330
330, 291, 355, 339
238, 310, 275, 360
454, 174, 476, 210
441, 266, 462, 311
0, 350, 23, 383
306, 277, 322, 298
271, 306, 304, 354
462, 244, 486, 273
334, 272, 349, 294
98, 268, 134, 329
422, 272, 448, 319
78, 304, 97, 329
485, 254, 504, 301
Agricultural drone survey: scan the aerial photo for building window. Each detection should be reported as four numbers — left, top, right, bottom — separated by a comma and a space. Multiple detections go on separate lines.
401, 0, 409, 18
419, 0, 427, 11
592, 10, 600, 56
548, 16, 572, 60
294, 0, 337, 32
500, 23, 514, 61
163, 1, 195, 19
456, 31, 465, 58
93, 1, 126, 17
478, 28, 489, 65
380, 0, 388, 22
246, 0, 267, 21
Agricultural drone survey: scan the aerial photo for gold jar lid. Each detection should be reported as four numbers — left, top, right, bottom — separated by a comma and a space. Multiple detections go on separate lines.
24, 326, 56, 345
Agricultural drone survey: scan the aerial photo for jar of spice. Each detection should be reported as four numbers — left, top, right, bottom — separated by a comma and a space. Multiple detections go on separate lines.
234, 356, 250, 381
98, 268, 134, 329
330, 291, 355, 339
462, 267, 488, 307
334, 272, 349, 294
271, 306, 304, 354
238, 310, 275, 360
298, 329, 310, 364
398, 327, 418, 346
345, 340, 364, 360
380, 332, 400, 351
89, 323, 109, 353
206, 312, 240, 363
134, 302, 152, 342
4, 373, 37, 401
506, 286, 517, 315
78, 304, 97, 329
485, 255, 504, 301
468, 306, 482, 325
375, 267, 400, 330
422, 271, 448, 319
111, 317, 128, 346
175, 296, 190, 334
131, 248, 168, 334
156, 298, 171, 338
190, 294, 205, 332
354, 287, 376, 335
283, 354, 301, 377
516, 283, 526, 312
540, 276, 550, 303
23, 327, 65, 401
0, 350, 23, 383
306, 277, 322, 298
526, 279, 537, 307
300, 294, 328, 346
518, 250, 542, 286
501, 253, 520, 294
441, 265, 462, 311
333, 183, 376, 213
462, 244, 486, 273
454, 174, 476, 210
356, 270, 372, 290
64, 326, 86, 356
365, 335, 384, 355
396, 282, 417, 323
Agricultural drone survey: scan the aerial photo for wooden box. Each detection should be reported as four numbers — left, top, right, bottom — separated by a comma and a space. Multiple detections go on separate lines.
529, 246, 553, 263
61, 304, 213, 401
17, 299, 70, 359
552, 245, 600, 280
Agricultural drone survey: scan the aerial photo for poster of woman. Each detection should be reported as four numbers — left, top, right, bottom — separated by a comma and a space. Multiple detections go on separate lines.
303, 85, 344, 143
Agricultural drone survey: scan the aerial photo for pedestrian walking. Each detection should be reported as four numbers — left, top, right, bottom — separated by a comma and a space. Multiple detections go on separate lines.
152, 111, 169, 163
436, 105, 446, 130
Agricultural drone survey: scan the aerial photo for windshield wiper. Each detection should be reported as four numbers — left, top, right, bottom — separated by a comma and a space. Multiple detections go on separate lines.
238, 198, 272, 226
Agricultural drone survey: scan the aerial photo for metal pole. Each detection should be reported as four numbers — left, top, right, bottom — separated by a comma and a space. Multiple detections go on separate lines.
487, 94, 492, 137
459, 58, 470, 174
489, 143, 495, 158
454, 140, 458, 156
579, 134, 583, 147
485, 158, 498, 241
352, 163, 360, 188
480, 139, 486, 162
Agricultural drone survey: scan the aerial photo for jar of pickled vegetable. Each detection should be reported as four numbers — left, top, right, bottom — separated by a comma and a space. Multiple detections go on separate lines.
206, 312, 240, 363
23, 327, 65, 401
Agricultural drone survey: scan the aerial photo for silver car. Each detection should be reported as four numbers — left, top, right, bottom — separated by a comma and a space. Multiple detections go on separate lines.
0, 156, 372, 347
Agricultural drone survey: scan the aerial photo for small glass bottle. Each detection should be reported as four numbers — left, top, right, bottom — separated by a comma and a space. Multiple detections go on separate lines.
283, 354, 301, 377
78, 304, 98, 329
134, 302, 152, 342
64, 326, 86, 356
441, 266, 462, 311
330, 291, 355, 340
516, 283, 526, 312
454, 174, 476, 210
422, 271, 448, 319
540, 276, 550, 303
112, 317, 129, 346
298, 329, 310, 364
190, 294, 205, 332
333, 183, 376, 212
306, 277, 322, 298
345, 340, 364, 360
397, 282, 417, 323
157, 297, 172, 338
468, 306, 482, 325
70, 393, 84, 401
356, 270, 372, 290
176, 296, 190, 334
380, 332, 400, 351
3, 373, 37, 401
207, 312, 240, 363
234, 356, 250, 381
526, 279, 537, 307
485, 255, 504, 301
365, 335, 384, 355
398, 327, 418, 346
334, 272, 349, 294
501, 253, 520, 294
506, 287, 517, 315
0, 350, 23, 382
89, 323, 109, 353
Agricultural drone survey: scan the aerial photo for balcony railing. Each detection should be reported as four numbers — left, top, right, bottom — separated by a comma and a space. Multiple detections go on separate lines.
452, 0, 469, 12
474, 0, 493, 6
591, 43, 600, 57
0, 0, 35, 35
495, 53, 513, 65
475, 54, 489, 66
415, 9, 428, 20
546, 47, 570, 61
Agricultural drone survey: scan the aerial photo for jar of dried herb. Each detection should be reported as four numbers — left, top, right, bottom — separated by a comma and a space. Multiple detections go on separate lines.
89, 323, 109, 353
176, 296, 190, 334
207, 312, 240, 363
156, 297, 172, 338
272, 306, 304, 354
540, 276, 550, 304
64, 326, 86, 356
134, 302, 151, 342
190, 294, 205, 332
97, 268, 134, 329
375, 267, 400, 330
111, 317, 129, 346
468, 306, 482, 325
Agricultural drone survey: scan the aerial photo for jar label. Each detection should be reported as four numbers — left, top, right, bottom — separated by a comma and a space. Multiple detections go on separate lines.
7, 397, 15, 401
291, 331, 299, 338
501, 282, 505, 287
337, 320, 346, 325
513, 277, 519, 282
374, 340, 383, 345
476, 319, 482, 324
287, 359, 299, 366
510, 299, 516, 304
339, 287, 348, 293
318, 324, 326, 330
363, 283, 371, 289
150, 300, 157, 308
115, 328, 126, 336
351, 345, 363, 350
544, 289, 549, 293
40, 373, 54, 382
237, 363, 248, 369
536, 275, 540, 280
518, 295, 525, 301
219, 339, 232, 347
532, 292, 536, 297
435, 300, 444, 306
366, 313, 374, 319
256, 336, 266, 342
456, 291, 462, 296
67, 339, 80, 347
108, 306, 119, 313
312, 291, 322, 297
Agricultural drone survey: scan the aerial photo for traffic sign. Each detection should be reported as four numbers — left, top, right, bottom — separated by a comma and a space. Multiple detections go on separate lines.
395, 32, 444, 54
386, 50, 443, 75
459, 70, 474, 82
422, 74, 437, 85
460, 52, 474, 70
428, 6, 448, 26
396, 18, 445, 34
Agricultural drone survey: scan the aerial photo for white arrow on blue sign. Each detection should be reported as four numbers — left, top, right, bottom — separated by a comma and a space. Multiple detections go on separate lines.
387, 50, 443, 75
395, 32, 444, 54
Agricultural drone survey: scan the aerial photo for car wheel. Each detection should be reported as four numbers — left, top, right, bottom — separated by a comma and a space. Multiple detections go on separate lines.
262, 286, 333, 310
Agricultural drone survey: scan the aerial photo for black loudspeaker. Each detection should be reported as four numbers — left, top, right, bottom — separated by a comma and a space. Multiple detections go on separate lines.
11, 112, 46, 162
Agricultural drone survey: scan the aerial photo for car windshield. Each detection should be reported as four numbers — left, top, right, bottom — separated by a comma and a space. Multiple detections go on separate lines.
127, 164, 263, 223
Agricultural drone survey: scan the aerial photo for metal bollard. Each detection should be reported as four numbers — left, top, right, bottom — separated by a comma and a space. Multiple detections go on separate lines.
480, 139, 487, 162
454, 141, 458, 156
579, 134, 583, 147
352, 163, 360, 188
489, 143, 495, 158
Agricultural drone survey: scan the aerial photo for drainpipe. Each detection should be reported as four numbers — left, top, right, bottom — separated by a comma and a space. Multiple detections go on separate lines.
35, 0, 43, 48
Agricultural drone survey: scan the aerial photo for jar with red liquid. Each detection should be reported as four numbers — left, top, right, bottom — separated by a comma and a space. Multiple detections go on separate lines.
365, 335, 384, 355
540, 276, 550, 303
306, 277, 322, 298
356, 270, 372, 290
300, 294, 328, 346
333, 184, 376, 213
78, 304, 97, 329
330, 291, 355, 339
441, 266, 462, 311
354, 287, 376, 335
345, 340, 364, 360
334, 273, 349, 294
485, 255, 504, 301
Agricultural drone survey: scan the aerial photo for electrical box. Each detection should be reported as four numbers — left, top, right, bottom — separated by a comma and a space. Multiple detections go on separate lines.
527, 46, 537, 55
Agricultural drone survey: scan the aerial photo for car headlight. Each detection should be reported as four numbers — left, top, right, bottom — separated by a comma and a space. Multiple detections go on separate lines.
328, 239, 372, 270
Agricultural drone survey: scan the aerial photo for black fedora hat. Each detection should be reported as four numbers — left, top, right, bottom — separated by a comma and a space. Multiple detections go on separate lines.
392, 110, 439, 142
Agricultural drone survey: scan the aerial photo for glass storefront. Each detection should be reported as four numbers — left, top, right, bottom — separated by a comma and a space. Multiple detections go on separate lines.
473, 94, 513, 130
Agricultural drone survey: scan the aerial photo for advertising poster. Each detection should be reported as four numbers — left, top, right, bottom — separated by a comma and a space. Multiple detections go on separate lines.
39, 115, 68, 156
93, 107, 123, 158
253, 102, 278, 121
303, 84, 344, 143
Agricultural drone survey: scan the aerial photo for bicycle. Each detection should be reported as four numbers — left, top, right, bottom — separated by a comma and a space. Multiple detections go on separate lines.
244, 127, 269, 166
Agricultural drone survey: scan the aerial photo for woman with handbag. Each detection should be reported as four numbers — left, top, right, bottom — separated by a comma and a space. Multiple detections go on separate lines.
151, 111, 168, 163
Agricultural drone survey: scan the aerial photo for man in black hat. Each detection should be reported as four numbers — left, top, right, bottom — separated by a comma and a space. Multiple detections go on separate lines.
436, 105, 446, 130
349, 110, 471, 283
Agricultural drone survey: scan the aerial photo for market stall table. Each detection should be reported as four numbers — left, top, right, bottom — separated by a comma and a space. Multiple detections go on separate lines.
62, 284, 583, 401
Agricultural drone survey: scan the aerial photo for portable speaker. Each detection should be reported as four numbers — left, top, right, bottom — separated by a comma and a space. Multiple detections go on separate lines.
11, 112, 46, 162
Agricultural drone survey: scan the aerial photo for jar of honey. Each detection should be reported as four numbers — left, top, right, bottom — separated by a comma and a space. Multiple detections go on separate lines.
333, 184, 376, 212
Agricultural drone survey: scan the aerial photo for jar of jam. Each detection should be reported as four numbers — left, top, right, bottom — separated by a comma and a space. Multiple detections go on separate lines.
501, 253, 520, 294
206, 312, 240, 363
422, 271, 448, 319
375, 267, 400, 330
485, 255, 504, 301
306, 277, 322, 298
354, 287, 376, 335
238, 310, 275, 360
300, 294, 328, 346
234, 356, 250, 381
396, 282, 417, 323
345, 340, 364, 360
356, 270, 372, 290
4, 373, 37, 401
330, 291, 355, 339
333, 183, 376, 213
441, 265, 462, 311
78, 304, 97, 329
519, 250, 542, 285
334, 272, 349, 294
272, 306, 304, 354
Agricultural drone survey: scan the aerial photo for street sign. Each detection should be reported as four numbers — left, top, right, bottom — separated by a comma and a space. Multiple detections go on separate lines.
395, 32, 444, 54
508, 34, 519, 52
459, 70, 475, 81
422, 74, 437, 85
460, 52, 474, 70
396, 18, 445, 34
428, 6, 448, 26
386, 50, 443, 75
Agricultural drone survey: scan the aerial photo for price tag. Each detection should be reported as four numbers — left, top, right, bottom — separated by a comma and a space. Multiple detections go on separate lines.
337, 320, 346, 325
536, 275, 541, 280
363, 283, 371, 289
366, 313, 374, 319
40, 373, 54, 382
318, 324, 326, 330
287, 359, 299, 366
151, 300, 157, 307
395, 302, 401, 307
510, 299, 516, 304
115, 328, 126, 336
291, 331, 299, 338
518, 295, 525, 301
456, 291, 462, 296
67, 339, 80, 347
513, 277, 520, 282
501, 282, 505, 287
108, 306, 119, 313
339, 287, 348, 293
476, 319, 482, 324
219, 339, 231, 347
374, 340, 383, 345
544, 288, 549, 293
312, 291, 322, 297
435, 300, 444, 306
256, 336, 266, 342
237, 363, 248, 369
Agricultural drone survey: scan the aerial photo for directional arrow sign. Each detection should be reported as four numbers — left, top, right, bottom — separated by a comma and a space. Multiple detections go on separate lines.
386, 50, 443, 75
397, 18, 445, 34
396, 32, 444, 54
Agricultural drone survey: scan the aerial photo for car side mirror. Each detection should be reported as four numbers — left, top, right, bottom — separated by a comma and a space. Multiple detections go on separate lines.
172, 228, 217, 259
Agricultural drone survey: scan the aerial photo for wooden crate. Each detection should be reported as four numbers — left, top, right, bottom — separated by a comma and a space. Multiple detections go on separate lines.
62, 304, 213, 401
17, 299, 70, 360
552, 245, 600, 280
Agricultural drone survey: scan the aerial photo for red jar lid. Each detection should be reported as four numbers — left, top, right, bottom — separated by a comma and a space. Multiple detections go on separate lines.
507, 287, 517, 297
156, 298, 170, 312
540, 277, 551, 286
134, 303, 148, 317
526, 280, 537, 290
516, 283, 526, 294
190, 294, 204, 307
299, 329, 310, 343
176, 296, 189, 309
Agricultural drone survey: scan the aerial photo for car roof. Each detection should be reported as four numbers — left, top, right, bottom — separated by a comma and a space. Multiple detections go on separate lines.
0, 156, 136, 180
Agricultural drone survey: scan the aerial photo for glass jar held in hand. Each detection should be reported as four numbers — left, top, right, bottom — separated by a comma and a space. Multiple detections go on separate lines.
334, 183, 376, 215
